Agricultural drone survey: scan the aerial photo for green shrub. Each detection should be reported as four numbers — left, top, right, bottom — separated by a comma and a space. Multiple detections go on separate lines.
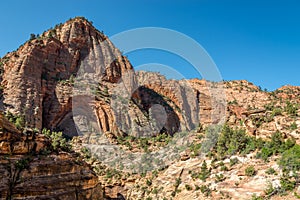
229, 157, 239, 167
251, 194, 263, 200
199, 160, 210, 181
290, 122, 298, 131
271, 107, 282, 117
80, 147, 91, 159
217, 125, 250, 157
152, 187, 158, 194
152, 133, 170, 144
265, 167, 276, 175
190, 161, 211, 181
29, 33, 36, 40
215, 173, 225, 182
228, 99, 238, 105
264, 181, 276, 196
242, 137, 261, 155
285, 101, 298, 116
270, 131, 284, 148
254, 138, 265, 150
189, 143, 202, 157
245, 165, 256, 176
5, 111, 25, 130
279, 144, 300, 173
15, 158, 30, 170
146, 179, 152, 186
199, 185, 211, 197
14, 116, 25, 130
282, 138, 296, 151
280, 177, 296, 193
139, 138, 149, 152
264, 102, 275, 111
105, 168, 121, 179
256, 131, 294, 161
185, 184, 192, 191
256, 146, 273, 161
220, 165, 229, 171
152, 170, 158, 178
42, 129, 70, 152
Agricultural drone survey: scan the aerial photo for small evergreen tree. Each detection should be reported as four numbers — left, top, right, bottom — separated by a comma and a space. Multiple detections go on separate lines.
30, 33, 36, 40
199, 160, 210, 181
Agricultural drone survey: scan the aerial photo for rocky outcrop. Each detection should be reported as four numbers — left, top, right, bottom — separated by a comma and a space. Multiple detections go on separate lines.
1, 16, 300, 200
0, 17, 227, 139
0, 113, 103, 199
126, 153, 298, 200
223, 80, 300, 139
0, 17, 132, 136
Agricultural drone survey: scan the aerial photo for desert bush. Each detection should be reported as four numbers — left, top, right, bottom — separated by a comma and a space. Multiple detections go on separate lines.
146, 179, 152, 186
280, 177, 296, 193
189, 143, 202, 157
81, 147, 92, 159
264, 181, 276, 196
285, 101, 298, 116
271, 107, 282, 117
42, 129, 71, 152
15, 158, 30, 170
251, 194, 263, 200
174, 178, 181, 188
215, 173, 225, 182
245, 165, 256, 176
221, 165, 229, 171
279, 144, 300, 173
199, 185, 211, 197
5, 111, 25, 130
256, 131, 295, 161
199, 160, 210, 181
264, 102, 275, 111
290, 122, 298, 130
265, 167, 276, 175
15, 116, 25, 130
185, 184, 192, 191
230, 157, 239, 167
29, 33, 36, 40
217, 125, 252, 157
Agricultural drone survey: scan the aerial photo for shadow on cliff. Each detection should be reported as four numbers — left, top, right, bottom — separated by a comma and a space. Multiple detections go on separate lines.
42, 42, 91, 137
131, 86, 180, 136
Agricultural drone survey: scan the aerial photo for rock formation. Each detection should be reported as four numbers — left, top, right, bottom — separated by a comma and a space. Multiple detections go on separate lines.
0, 112, 103, 199
0, 17, 226, 139
0, 17, 132, 136
1, 17, 300, 200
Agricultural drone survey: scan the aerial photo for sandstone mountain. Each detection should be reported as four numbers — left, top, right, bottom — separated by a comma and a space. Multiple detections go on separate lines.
0, 17, 132, 136
1, 17, 300, 200
0, 17, 225, 139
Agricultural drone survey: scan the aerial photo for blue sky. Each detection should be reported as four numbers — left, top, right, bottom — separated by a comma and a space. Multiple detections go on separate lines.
0, 0, 299, 91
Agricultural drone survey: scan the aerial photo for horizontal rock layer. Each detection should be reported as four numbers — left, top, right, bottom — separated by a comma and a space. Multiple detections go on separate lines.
0, 112, 103, 200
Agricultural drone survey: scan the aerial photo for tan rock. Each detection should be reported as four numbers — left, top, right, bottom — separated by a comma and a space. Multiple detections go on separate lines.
0, 112, 103, 199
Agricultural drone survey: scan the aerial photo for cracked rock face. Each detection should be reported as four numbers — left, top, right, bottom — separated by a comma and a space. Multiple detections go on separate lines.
1, 17, 300, 200
0, 17, 226, 139
0, 112, 103, 200
0, 18, 132, 136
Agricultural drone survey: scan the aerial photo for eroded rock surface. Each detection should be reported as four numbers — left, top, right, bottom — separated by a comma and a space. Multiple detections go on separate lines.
0, 113, 103, 200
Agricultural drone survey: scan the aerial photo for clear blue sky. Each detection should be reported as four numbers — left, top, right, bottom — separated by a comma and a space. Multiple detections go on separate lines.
0, 0, 299, 91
